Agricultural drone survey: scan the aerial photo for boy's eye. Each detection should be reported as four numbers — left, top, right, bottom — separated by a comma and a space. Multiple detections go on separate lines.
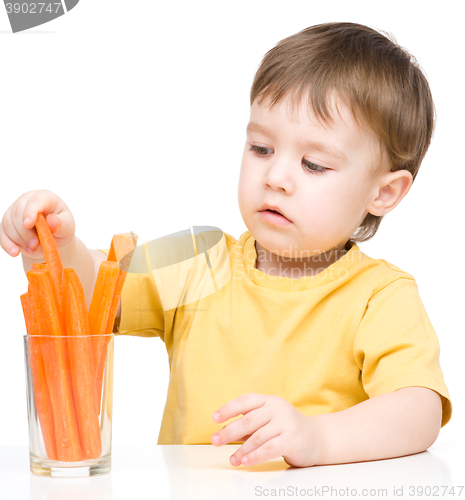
303, 159, 327, 174
250, 145, 272, 156
250, 145, 327, 175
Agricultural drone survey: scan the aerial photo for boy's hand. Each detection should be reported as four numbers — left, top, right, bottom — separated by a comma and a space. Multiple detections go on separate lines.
0, 189, 75, 259
211, 393, 324, 468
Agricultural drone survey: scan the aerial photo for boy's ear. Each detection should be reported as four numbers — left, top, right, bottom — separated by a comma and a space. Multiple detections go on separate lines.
366, 170, 413, 217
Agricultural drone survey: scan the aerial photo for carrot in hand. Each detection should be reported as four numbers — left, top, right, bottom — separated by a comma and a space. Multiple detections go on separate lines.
35, 214, 64, 314
64, 268, 102, 459
28, 269, 82, 462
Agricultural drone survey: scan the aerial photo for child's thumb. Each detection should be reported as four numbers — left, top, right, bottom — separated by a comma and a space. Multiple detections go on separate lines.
44, 213, 61, 234
43, 212, 75, 243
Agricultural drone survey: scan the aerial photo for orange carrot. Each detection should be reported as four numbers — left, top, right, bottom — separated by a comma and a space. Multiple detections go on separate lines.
95, 232, 138, 410
88, 261, 119, 410
28, 269, 82, 462
88, 261, 119, 338
31, 262, 46, 271
20, 293, 29, 331
93, 271, 124, 416
35, 214, 64, 314
63, 268, 102, 459
21, 292, 58, 460
104, 271, 125, 338
107, 232, 138, 272
104, 234, 138, 331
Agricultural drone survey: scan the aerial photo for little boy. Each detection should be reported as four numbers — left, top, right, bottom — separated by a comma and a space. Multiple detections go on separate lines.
0, 22, 452, 468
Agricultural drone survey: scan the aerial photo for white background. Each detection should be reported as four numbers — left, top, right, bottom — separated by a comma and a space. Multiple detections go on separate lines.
0, 0, 463, 449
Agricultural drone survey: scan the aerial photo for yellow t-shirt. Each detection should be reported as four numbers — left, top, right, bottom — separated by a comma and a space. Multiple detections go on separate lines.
116, 229, 452, 444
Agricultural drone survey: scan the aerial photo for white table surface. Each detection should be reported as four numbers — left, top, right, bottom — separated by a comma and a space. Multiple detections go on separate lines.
1, 442, 464, 500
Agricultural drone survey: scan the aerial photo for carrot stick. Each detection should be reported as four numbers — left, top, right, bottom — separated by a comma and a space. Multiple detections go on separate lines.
105, 232, 138, 338
63, 268, 102, 459
21, 292, 58, 460
104, 233, 137, 341
31, 262, 46, 271
28, 269, 82, 462
94, 232, 138, 413
88, 261, 119, 339
105, 235, 138, 329
20, 293, 29, 332
88, 261, 119, 411
107, 232, 138, 271
103, 233, 138, 340
97, 233, 137, 374
104, 271, 125, 338
93, 270, 123, 416
35, 214, 64, 314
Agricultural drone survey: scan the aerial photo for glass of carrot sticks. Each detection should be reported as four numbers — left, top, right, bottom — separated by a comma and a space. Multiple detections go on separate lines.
21, 214, 137, 477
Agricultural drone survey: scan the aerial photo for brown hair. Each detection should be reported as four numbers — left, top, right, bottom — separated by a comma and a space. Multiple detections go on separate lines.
250, 22, 435, 243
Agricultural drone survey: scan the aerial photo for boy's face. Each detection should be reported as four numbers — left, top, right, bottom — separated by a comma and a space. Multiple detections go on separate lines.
238, 95, 388, 259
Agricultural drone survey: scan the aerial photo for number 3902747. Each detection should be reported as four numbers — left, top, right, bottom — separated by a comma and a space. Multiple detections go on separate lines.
5, 3, 63, 14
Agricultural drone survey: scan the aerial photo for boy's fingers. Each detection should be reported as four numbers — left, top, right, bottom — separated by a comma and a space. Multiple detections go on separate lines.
238, 435, 284, 467
44, 213, 61, 234
213, 393, 267, 423
230, 425, 280, 466
0, 213, 32, 252
0, 223, 20, 256
22, 191, 59, 228
22, 189, 71, 227
45, 211, 76, 242
0, 220, 39, 256
23, 194, 75, 241
212, 408, 270, 446
0, 190, 70, 257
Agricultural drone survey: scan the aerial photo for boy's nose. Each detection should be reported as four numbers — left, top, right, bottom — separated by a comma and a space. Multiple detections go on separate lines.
263, 158, 294, 193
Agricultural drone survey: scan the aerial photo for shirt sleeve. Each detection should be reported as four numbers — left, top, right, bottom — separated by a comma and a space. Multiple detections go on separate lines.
114, 228, 233, 342
118, 270, 165, 340
99, 246, 165, 340
353, 277, 452, 428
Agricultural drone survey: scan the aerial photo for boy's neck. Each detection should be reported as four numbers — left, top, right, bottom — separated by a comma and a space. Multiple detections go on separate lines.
254, 239, 349, 279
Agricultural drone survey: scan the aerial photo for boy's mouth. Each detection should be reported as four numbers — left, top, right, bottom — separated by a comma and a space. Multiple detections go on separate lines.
259, 204, 292, 224
259, 203, 292, 222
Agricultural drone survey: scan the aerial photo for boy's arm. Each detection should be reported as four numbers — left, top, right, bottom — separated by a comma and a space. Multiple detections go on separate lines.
311, 386, 443, 465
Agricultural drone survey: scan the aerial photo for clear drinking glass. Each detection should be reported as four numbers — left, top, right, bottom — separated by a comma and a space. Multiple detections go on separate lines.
23, 334, 114, 477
